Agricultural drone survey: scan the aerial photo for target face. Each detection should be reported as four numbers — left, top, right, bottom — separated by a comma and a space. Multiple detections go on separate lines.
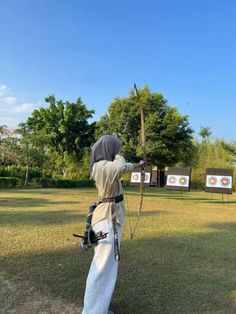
205, 168, 234, 194
144, 173, 151, 183
221, 177, 230, 187
207, 176, 218, 186
167, 175, 189, 188
131, 172, 151, 184
206, 175, 232, 189
179, 177, 187, 185
168, 176, 177, 184
131, 172, 141, 183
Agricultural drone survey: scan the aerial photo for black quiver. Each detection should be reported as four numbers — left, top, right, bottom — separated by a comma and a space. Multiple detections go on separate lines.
73, 202, 108, 251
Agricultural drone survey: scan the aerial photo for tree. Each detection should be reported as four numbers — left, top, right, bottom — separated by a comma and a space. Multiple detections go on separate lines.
0, 126, 20, 165
199, 126, 212, 141
15, 123, 49, 185
0, 125, 10, 140
191, 138, 234, 187
96, 86, 194, 168
26, 95, 95, 159
24, 95, 96, 177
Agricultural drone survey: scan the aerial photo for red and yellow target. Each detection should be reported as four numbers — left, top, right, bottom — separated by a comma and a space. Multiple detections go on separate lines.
206, 174, 232, 189
168, 176, 177, 184
220, 177, 230, 187
167, 175, 189, 188
208, 176, 217, 186
179, 177, 187, 185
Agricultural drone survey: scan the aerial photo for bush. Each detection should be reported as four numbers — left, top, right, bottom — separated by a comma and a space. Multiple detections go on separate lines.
121, 180, 130, 187
0, 165, 43, 180
0, 177, 23, 188
190, 178, 205, 190
32, 178, 95, 188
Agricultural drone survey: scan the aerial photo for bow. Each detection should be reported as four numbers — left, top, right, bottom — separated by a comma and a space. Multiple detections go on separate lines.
130, 84, 146, 239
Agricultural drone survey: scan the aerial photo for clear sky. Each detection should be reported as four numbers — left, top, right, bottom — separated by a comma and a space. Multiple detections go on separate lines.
0, 0, 236, 140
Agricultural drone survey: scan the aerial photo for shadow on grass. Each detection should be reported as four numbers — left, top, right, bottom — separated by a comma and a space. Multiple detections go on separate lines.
0, 210, 86, 226
2, 223, 236, 314
206, 222, 236, 232
0, 209, 165, 226
157, 195, 236, 205
0, 197, 81, 208
0, 188, 96, 195
203, 200, 236, 205
162, 196, 211, 201
127, 210, 170, 218
128, 188, 236, 203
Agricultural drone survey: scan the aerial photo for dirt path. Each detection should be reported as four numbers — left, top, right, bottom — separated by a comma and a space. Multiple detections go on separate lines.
0, 273, 82, 314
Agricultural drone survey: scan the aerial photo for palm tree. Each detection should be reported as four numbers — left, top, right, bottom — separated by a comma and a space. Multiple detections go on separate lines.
199, 126, 212, 141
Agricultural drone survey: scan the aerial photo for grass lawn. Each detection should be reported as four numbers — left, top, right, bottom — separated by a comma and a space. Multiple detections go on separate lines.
1, 187, 236, 313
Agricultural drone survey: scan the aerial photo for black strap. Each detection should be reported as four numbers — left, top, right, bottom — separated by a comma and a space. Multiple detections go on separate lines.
100, 194, 124, 204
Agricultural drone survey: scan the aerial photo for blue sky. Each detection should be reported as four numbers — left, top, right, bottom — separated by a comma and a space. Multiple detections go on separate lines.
0, 0, 236, 140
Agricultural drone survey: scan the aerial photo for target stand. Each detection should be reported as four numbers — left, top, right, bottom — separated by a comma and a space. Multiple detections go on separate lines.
205, 168, 234, 206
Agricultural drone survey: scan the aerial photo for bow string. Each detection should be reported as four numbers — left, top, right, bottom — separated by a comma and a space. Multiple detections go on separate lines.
130, 84, 146, 239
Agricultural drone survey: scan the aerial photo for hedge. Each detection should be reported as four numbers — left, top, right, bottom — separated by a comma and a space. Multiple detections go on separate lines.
32, 178, 95, 188
190, 178, 205, 191
0, 176, 95, 188
0, 177, 23, 188
0, 165, 42, 179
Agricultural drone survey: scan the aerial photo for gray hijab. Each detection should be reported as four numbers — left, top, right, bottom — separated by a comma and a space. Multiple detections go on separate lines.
90, 135, 122, 176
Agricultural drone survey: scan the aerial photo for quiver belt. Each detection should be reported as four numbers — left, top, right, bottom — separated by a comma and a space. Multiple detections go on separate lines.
99, 194, 123, 204
73, 194, 123, 261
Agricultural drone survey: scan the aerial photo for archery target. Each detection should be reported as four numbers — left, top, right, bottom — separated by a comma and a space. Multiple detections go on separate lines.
131, 172, 151, 184
205, 168, 234, 194
165, 167, 191, 191
131, 172, 141, 183
206, 175, 232, 189
167, 175, 189, 188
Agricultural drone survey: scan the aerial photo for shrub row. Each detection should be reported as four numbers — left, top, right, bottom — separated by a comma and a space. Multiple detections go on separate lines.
0, 177, 95, 188
190, 178, 205, 190
0, 165, 43, 179
32, 178, 95, 188
0, 176, 233, 191
0, 177, 23, 188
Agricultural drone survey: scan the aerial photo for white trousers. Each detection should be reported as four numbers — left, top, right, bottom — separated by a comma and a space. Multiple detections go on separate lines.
82, 219, 121, 314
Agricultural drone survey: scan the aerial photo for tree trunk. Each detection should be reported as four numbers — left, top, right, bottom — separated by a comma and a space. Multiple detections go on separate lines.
25, 144, 29, 187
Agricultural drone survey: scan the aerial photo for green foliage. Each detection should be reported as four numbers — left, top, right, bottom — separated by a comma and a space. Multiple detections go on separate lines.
0, 129, 22, 165
96, 86, 194, 168
190, 177, 205, 190
191, 139, 235, 188
199, 126, 212, 141
18, 95, 96, 178
63, 149, 90, 179
26, 95, 95, 161
17, 123, 50, 167
221, 141, 236, 157
41, 149, 90, 179
0, 177, 23, 188
32, 177, 95, 188
195, 139, 234, 169
0, 165, 43, 179
0, 125, 10, 140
